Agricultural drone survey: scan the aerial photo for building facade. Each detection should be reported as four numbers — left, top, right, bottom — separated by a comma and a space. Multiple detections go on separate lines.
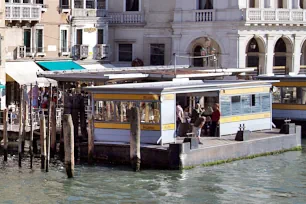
0, 0, 6, 109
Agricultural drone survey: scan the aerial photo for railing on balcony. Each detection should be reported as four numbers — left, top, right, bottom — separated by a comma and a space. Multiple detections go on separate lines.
95, 44, 109, 59
73, 45, 89, 59
72, 9, 107, 17
109, 12, 144, 24
245, 8, 306, 23
194, 9, 215, 22
5, 3, 41, 21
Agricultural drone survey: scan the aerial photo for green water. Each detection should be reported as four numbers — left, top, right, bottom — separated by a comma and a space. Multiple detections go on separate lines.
0, 140, 305, 204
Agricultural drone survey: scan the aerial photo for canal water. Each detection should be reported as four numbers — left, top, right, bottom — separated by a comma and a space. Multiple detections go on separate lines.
0, 140, 305, 204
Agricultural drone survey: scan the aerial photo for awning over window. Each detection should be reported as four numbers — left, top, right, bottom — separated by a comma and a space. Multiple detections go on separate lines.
6, 61, 57, 87
36, 61, 85, 71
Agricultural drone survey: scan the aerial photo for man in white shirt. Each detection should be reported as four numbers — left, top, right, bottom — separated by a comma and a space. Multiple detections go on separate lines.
176, 103, 184, 136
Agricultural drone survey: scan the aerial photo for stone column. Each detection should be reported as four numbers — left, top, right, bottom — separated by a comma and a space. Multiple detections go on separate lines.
237, 35, 248, 69
258, 53, 265, 75
71, 0, 74, 9
265, 34, 275, 75
83, 0, 86, 9
259, 0, 265, 8
293, 34, 303, 74
265, 0, 274, 8
227, 34, 239, 69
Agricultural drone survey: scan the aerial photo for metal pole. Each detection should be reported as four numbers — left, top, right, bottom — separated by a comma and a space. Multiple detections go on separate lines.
174, 53, 177, 76
30, 84, 34, 168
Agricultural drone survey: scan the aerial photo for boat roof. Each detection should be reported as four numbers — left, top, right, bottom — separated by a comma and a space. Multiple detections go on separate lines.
84, 79, 277, 95
256, 74, 306, 81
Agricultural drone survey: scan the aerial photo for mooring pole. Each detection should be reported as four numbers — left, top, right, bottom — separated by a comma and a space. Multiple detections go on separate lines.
130, 107, 141, 172
3, 109, 8, 162
63, 114, 74, 178
22, 91, 27, 153
50, 101, 56, 157
30, 84, 33, 168
88, 114, 94, 164
40, 114, 46, 170
18, 85, 24, 167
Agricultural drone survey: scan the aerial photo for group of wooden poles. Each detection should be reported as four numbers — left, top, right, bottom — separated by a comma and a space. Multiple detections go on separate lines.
2, 84, 141, 177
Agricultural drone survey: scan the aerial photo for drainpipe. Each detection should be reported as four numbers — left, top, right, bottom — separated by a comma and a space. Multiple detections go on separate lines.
237, 35, 240, 69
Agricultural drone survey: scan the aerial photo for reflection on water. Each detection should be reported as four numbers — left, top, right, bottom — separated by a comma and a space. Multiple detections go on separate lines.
0, 140, 305, 204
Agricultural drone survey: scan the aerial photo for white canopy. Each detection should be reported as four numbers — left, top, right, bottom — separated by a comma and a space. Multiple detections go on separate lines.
6, 61, 57, 87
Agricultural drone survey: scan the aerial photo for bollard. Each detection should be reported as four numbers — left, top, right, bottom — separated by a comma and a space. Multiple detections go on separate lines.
29, 84, 34, 168
40, 114, 46, 169
18, 85, 24, 167
50, 102, 56, 157
130, 107, 141, 172
3, 109, 8, 162
88, 114, 94, 164
63, 114, 74, 178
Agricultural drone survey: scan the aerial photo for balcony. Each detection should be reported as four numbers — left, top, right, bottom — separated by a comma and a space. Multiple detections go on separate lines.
109, 12, 144, 24
245, 8, 306, 25
194, 10, 215, 22
72, 9, 107, 17
5, 3, 41, 22
94, 44, 109, 60
73, 45, 89, 60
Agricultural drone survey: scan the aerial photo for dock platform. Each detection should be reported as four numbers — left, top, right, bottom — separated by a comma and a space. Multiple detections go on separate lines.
80, 127, 302, 170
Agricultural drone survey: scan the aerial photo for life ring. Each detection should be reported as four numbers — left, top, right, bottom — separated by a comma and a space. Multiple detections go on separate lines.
131, 58, 144, 67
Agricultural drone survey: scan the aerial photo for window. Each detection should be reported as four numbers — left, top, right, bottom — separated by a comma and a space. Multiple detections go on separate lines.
150, 44, 165, 66
198, 0, 213, 9
220, 96, 231, 116
36, 0, 43, 4
297, 87, 306, 104
276, 0, 283, 8
36, 29, 43, 53
24, 29, 31, 53
282, 87, 297, 104
300, 0, 304, 9
249, 0, 255, 8
261, 94, 271, 112
61, 30, 68, 52
241, 95, 251, 114
61, 0, 69, 8
119, 44, 133, 61
272, 87, 281, 103
94, 100, 160, 124
97, 0, 106, 9
74, 0, 82, 8
231, 96, 241, 115
76, 29, 83, 45
86, 0, 94, 8
97, 29, 104, 44
126, 0, 139, 11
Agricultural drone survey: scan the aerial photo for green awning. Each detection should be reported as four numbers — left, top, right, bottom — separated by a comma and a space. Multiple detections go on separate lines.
36, 61, 85, 71
0, 84, 5, 89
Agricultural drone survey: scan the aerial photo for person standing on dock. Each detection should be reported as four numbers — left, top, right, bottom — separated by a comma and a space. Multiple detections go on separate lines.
191, 103, 203, 124
176, 103, 184, 136
210, 103, 220, 137
193, 116, 206, 144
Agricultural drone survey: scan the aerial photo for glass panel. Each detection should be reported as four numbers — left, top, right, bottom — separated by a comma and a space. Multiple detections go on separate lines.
231, 96, 241, 115
241, 95, 251, 114
272, 87, 281, 103
150, 44, 165, 66
97, 0, 106, 9
24, 29, 31, 53
86, 0, 94, 8
261, 94, 271, 112
140, 102, 160, 123
76, 29, 82, 44
116, 101, 137, 122
119, 44, 133, 61
220, 96, 231, 116
251, 94, 261, 113
298, 87, 306, 105
282, 87, 297, 104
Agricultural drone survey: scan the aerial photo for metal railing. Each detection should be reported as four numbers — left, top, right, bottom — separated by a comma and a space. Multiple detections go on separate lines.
109, 12, 144, 24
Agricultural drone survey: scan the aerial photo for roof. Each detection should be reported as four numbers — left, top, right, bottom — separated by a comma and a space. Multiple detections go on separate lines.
36, 61, 85, 71
256, 74, 306, 81
6, 61, 57, 86
84, 79, 276, 95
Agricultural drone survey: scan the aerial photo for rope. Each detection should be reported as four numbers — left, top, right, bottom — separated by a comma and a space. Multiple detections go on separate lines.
175, 54, 216, 59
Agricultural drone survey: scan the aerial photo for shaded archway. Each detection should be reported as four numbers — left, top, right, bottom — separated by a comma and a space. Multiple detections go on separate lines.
300, 40, 306, 74
273, 37, 293, 75
245, 37, 265, 74
190, 37, 221, 68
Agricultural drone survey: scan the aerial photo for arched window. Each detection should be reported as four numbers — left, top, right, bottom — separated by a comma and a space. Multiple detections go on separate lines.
126, 0, 139, 11
274, 38, 286, 53
300, 0, 304, 9
198, 0, 213, 10
276, 0, 284, 8
274, 38, 287, 67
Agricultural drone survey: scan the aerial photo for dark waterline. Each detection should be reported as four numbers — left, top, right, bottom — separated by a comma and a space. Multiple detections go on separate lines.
0, 140, 305, 204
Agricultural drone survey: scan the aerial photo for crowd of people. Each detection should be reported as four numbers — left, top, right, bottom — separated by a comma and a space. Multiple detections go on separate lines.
176, 102, 221, 144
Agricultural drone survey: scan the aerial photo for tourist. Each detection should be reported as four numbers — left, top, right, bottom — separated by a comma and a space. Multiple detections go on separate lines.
193, 116, 206, 144
176, 103, 184, 136
191, 103, 202, 124
210, 103, 220, 137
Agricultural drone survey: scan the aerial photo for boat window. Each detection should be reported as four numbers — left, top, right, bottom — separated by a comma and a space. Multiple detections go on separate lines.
140, 102, 160, 124
272, 87, 281, 103
281, 87, 297, 104
261, 93, 271, 112
241, 95, 251, 114
297, 87, 306, 105
251, 94, 261, 113
231, 96, 241, 115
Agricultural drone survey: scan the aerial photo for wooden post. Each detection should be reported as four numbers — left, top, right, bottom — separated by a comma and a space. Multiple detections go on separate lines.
22, 95, 27, 153
88, 114, 94, 164
3, 109, 8, 162
50, 101, 56, 157
29, 84, 34, 168
18, 85, 24, 167
40, 114, 46, 170
63, 114, 74, 178
46, 120, 50, 172
130, 107, 141, 172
